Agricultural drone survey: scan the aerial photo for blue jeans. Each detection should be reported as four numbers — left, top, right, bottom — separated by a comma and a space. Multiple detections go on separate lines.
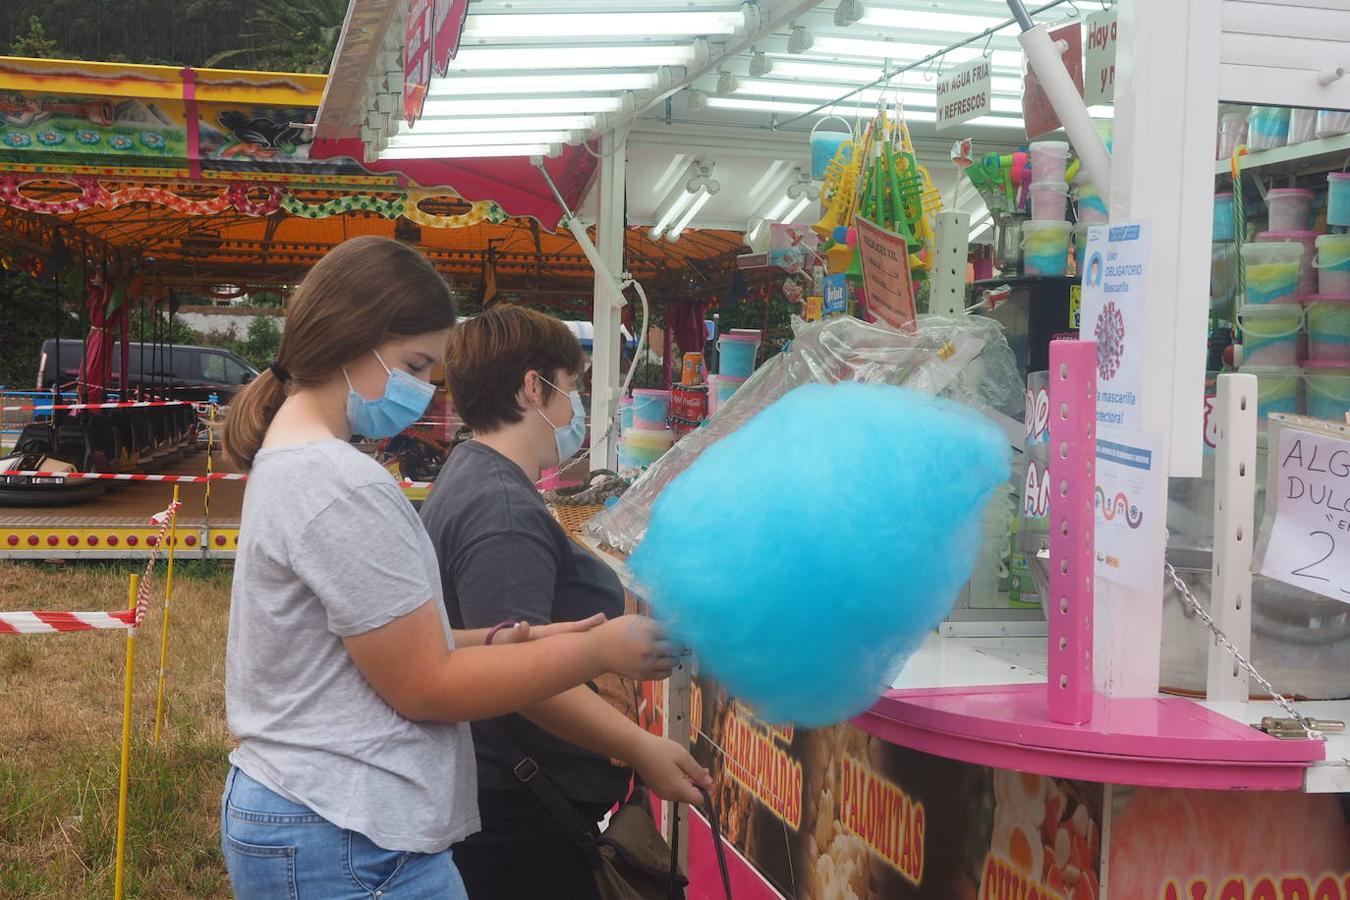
220, 766, 468, 899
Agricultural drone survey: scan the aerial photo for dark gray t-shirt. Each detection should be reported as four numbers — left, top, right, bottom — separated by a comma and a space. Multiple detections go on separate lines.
420, 441, 629, 803
225, 439, 478, 853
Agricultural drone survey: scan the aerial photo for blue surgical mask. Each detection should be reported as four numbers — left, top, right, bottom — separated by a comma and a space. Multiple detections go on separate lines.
344, 350, 435, 439
536, 376, 586, 464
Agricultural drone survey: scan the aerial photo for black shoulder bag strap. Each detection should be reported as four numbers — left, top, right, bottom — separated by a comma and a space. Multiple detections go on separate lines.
479, 718, 733, 900
476, 719, 603, 864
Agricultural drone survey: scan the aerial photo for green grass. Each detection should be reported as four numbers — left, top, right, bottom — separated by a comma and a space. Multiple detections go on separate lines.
0, 560, 235, 897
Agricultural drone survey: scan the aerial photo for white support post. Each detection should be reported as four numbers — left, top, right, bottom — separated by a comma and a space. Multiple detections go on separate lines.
590, 129, 628, 472
1206, 373, 1258, 703
931, 211, 971, 317
1086, 0, 1222, 699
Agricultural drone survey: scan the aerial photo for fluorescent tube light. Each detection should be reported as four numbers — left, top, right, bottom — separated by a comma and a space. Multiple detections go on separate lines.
461, 11, 743, 40
668, 186, 715, 241
380, 143, 556, 159
426, 72, 658, 97
446, 46, 697, 71
420, 96, 625, 116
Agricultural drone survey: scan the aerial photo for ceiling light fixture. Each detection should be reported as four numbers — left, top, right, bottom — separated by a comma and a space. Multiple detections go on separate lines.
460, 11, 744, 40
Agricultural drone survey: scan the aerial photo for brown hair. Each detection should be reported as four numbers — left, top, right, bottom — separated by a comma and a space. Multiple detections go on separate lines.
444, 305, 585, 432
223, 236, 456, 469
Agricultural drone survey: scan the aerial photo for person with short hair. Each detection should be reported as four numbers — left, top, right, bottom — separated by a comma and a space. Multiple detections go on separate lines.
422, 305, 711, 900
220, 237, 681, 899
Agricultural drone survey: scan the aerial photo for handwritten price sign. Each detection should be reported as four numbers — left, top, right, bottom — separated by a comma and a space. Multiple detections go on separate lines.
1260, 428, 1350, 604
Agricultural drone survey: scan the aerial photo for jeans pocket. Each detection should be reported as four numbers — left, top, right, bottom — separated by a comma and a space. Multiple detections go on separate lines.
222, 833, 298, 900
346, 829, 411, 894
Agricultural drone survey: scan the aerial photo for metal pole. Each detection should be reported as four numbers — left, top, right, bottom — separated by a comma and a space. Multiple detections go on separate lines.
113, 574, 139, 900
152, 487, 180, 743
1005, 0, 1036, 31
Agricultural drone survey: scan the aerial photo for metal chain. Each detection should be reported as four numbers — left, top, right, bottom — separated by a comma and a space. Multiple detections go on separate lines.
1164, 562, 1322, 741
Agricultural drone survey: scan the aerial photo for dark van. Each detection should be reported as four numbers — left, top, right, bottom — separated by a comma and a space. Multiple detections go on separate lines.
38, 339, 258, 403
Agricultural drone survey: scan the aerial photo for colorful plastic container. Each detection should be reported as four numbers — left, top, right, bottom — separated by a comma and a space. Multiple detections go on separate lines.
1266, 188, 1314, 231
1029, 140, 1070, 183
1306, 297, 1350, 364
1288, 108, 1318, 144
1239, 306, 1303, 367
1241, 241, 1303, 304
1328, 172, 1350, 227
619, 395, 634, 432
619, 427, 675, 472
1075, 180, 1108, 224
1315, 232, 1350, 293
707, 374, 746, 415
1238, 365, 1302, 421
717, 333, 760, 379
1212, 192, 1236, 242
1021, 220, 1072, 276
1217, 111, 1247, 160
1303, 363, 1350, 420
630, 388, 671, 430
1029, 181, 1069, 221
809, 119, 852, 181
1316, 109, 1350, 140
1247, 106, 1290, 150
1256, 230, 1318, 296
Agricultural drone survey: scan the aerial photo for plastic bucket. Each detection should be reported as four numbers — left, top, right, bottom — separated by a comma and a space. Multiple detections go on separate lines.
1315, 233, 1350, 293
1029, 140, 1070, 183
1021, 220, 1072, 276
1304, 364, 1350, 420
1328, 172, 1350, 227
1316, 109, 1350, 140
630, 388, 671, 429
620, 427, 675, 469
1029, 181, 1069, 221
1289, 108, 1318, 144
1238, 365, 1302, 421
707, 374, 746, 415
1256, 230, 1318, 295
1247, 106, 1290, 150
1213, 192, 1236, 242
1239, 306, 1303, 367
1217, 111, 1247, 160
809, 117, 853, 181
717, 334, 760, 379
619, 396, 634, 432
1241, 241, 1303, 304
1306, 299, 1350, 364
1266, 188, 1313, 231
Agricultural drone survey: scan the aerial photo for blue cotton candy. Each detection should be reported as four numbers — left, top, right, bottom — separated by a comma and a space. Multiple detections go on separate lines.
628, 382, 1011, 727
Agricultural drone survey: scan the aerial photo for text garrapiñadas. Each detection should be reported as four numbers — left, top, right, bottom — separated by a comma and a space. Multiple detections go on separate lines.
721, 710, 803, 828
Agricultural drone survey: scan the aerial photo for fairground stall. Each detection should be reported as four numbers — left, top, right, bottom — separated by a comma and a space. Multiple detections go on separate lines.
0, 56, 748, 559
344, 0, 1350, 895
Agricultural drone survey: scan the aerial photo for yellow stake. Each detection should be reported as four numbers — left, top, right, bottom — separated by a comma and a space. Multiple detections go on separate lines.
152, 487, 179, 743
114, 574, 139, 900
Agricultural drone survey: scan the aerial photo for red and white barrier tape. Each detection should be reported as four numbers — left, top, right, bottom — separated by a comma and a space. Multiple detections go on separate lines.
0, 400, 194, 412
2, 470, 432, 488
0, 500, 180, 636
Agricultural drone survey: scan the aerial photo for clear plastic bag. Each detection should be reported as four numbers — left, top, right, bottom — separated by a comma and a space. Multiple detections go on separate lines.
587, 313, 1023, 552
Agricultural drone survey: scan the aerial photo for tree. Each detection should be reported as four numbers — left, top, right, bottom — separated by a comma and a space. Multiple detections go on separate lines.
0, 265, 79, 389
236, 314, 281, 369
206, 0, 347, 73
10, 15, 60, 58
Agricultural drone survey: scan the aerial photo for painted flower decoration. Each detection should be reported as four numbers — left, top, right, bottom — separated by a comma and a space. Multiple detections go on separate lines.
109, 134, 134, 151
3, 132, 33, 148
76, 130, 100, 145
140, 131, 166, 150
37, 130, 64, 146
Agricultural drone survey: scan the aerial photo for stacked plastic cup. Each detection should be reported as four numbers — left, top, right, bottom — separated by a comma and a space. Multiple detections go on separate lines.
1028, 141, 1071, 224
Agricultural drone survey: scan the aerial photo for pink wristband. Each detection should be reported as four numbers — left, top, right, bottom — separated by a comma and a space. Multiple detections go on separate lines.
484, 621, 519, 645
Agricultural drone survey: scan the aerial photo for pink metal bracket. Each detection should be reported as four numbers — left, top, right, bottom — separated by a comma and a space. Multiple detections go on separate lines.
1047, 340, 1096, 725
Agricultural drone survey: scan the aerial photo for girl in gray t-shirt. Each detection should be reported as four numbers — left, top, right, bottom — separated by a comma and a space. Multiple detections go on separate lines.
219, 236, 682, 899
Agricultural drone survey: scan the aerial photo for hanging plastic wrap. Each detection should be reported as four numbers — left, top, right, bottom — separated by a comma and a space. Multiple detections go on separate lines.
588, 313, 1022, 552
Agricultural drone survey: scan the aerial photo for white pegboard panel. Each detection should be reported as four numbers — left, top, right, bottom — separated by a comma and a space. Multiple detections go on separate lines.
931, 211, 970, 317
